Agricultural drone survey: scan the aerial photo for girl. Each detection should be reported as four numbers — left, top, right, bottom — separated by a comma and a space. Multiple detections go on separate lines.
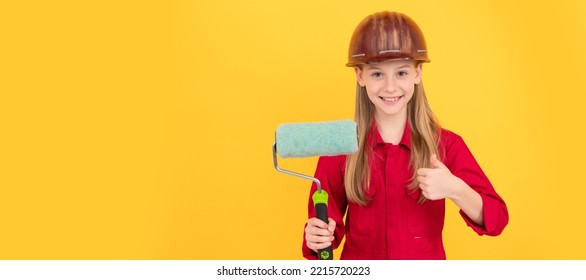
303, 11, 509, 260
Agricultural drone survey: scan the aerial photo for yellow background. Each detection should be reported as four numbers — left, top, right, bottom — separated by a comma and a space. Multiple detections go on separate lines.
1, 0, 585, 259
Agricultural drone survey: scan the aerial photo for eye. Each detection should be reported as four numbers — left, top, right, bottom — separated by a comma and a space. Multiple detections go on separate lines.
397, 71, 409, 77
371, 72, 383, 78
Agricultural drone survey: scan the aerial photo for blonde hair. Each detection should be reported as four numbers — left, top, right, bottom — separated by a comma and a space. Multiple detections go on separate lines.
344, 70, 440, 205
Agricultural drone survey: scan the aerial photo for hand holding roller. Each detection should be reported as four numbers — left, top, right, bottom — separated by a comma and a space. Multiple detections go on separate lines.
272, 120, 358, 260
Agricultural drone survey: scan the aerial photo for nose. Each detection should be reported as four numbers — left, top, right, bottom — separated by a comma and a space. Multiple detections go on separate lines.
384, 76, 397, 93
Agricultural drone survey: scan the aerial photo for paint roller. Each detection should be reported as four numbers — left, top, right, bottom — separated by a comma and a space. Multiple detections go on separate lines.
272, 120, 358, 260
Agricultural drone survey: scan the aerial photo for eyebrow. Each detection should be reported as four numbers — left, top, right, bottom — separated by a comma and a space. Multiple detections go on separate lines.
365, 63, 413, 70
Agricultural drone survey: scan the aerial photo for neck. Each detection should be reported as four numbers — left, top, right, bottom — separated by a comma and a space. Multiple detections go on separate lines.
374, 111, 407, 144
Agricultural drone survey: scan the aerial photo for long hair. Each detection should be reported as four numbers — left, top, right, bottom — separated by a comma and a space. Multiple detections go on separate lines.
344, 71, 440, 205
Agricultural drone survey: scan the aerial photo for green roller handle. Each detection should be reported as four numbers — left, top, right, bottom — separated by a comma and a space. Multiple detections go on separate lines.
313, 191, 333, 260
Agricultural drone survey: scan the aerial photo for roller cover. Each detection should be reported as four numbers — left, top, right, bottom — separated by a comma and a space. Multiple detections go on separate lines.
276, 120, 358, 158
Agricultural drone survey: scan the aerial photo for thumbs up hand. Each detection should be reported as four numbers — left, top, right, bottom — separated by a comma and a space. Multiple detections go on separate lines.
416, 154, 464, 200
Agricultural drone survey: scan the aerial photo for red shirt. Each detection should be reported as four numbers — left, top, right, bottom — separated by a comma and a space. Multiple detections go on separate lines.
302, 122, 509, 259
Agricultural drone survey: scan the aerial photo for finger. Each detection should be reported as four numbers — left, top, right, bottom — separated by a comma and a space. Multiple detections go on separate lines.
305, 228, 334, 248
327, 218, 336, 233
430, 154, 447, 170
308, 217, 328, 229
306, 232, 334, 243
418, 176, 431, 186
305, 224, 333, 238
307, 240, 332, 251
421, 189, 430, 199
417, 168, 431, 176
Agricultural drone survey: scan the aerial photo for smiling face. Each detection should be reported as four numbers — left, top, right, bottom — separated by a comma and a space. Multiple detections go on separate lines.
355, 59, 422, 121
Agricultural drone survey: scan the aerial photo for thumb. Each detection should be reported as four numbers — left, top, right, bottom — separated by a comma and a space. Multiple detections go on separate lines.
327, 218, 336, 234
430, 154, 447, 169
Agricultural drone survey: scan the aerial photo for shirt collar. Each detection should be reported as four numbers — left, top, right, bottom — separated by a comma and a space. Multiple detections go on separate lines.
369, 120, 412, 149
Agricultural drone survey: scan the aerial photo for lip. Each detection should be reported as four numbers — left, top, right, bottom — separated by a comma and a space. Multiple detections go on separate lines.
379, 95, 404, 104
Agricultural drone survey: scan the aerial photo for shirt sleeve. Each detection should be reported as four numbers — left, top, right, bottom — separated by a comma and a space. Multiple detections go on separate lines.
302, 155, 348, 260
442, 132, 509, 236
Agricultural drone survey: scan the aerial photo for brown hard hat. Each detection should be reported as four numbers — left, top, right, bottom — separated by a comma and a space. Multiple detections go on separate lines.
346, 11, 430, 67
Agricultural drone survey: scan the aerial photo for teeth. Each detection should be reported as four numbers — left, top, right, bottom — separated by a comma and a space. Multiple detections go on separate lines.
381, 96, 401, 102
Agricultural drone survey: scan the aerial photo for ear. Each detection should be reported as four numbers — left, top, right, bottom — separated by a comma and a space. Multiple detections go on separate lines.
414, 63, 423, 85
354, 66, 366, 87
